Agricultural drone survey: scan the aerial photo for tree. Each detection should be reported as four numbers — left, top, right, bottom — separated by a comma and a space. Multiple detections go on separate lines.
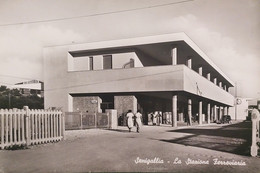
0, 85, 44, 109
0, 85, 7, 92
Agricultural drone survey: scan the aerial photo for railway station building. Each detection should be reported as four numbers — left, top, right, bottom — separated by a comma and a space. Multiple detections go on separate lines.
44, 32, 235, 127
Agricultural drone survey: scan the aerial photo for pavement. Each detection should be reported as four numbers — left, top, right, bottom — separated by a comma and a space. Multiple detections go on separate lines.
0, 121, 259, 173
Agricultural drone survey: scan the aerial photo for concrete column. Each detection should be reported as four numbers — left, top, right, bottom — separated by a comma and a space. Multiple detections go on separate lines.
227, 107, 229, 115
172, 95, 177, 127
214, 78, 217, 85
219, 82, 222, 88
224, 107, 228, 115
224, 85, 227, 91
199, 101, 202, 125
207, 103, 211, 124
214, 105, 217, 121
188, 99, 192, 126
211, 106, 214, 122
219, 106, 223, 120
171, 48, 177, 65
198, 67, 202, 76
187, 59, 192, 69
207, 73, 211, 81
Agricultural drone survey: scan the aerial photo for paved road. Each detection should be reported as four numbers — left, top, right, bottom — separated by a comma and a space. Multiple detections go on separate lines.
0, 121, 259, 172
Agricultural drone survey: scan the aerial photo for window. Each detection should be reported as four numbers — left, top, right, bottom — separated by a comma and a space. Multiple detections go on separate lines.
103, 55, 112, 69
89, 57, 93, 70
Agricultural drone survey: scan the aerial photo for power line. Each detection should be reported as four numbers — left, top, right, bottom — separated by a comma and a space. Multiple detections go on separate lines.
44, 69, 183, 91
0, 74, 35, 81
0, 82, 14, 85
0, 0, 194, 27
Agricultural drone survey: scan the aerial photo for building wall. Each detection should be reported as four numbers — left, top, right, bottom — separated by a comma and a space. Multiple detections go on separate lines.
73, 56, 89, 71
112, 52, 143, 69
183, 66, 234, 106
114, 95, 137, 116
229, 98, 248, 120
73, 96, 102, 113
44, 42, 234, 112
44, 45, 184, 111
114, 95, 137, 125
69, 52, 143, 72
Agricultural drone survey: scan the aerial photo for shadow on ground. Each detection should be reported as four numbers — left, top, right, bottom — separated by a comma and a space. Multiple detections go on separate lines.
161, 121, 252, 156
105, 128, 130, 133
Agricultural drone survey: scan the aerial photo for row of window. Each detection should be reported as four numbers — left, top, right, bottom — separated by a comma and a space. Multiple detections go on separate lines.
87, 55, 112, 71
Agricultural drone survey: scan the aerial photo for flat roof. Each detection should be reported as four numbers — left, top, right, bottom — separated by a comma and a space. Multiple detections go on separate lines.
48, 32, 235, 86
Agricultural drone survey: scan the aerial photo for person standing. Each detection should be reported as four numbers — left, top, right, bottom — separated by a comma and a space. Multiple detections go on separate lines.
126, 110, 134, 132
157, 111, 162, 126
152, 111, 158, 125
135, 110, 142, 133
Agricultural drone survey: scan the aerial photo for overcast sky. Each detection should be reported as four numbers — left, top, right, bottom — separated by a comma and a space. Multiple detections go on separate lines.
0, 0, 259, 99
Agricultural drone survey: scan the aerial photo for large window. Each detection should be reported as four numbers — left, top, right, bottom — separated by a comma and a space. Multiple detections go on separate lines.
103, 55, 112, 69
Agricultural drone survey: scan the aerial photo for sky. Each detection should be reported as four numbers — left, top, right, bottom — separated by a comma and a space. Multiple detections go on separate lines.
0, 0, 259, 99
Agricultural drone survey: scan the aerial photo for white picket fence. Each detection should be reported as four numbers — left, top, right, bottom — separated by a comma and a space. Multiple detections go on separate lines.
0, 106, 65, 149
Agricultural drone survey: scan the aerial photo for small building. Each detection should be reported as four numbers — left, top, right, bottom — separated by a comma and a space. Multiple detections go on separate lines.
248, 99, 260, 120
43, 33, 235, 127
12, 80, 44, 97
229, 97, 249, 120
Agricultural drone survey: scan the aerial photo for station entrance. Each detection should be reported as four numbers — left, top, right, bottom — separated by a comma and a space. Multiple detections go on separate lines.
71, 91, 195, 127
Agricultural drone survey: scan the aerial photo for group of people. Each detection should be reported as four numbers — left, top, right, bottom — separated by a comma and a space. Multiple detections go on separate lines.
126, 110, 142, 133
150, 111, 162, 125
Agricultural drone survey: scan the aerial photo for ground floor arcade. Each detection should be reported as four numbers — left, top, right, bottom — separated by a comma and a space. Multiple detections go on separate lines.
71, 91, 231, 127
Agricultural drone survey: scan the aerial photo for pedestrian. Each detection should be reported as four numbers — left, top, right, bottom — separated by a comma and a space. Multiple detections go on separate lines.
152, 111, 157, 125
135, 110, 142, 133
150, 112, 154, 125
126, 110, 134, 132
157, 111, 162, 126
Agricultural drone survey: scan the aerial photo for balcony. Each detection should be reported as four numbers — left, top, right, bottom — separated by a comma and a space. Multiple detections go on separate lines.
64, 65, 234, 106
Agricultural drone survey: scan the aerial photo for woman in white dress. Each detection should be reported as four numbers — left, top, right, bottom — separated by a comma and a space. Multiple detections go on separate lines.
126, 110, 134, 132
135, 110, 142, 133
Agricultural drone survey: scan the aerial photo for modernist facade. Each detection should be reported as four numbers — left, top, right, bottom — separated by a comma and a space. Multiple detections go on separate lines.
44, 33, 235, 127
12, 80, 44, 97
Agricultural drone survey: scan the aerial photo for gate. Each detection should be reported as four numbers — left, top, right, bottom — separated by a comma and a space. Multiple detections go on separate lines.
65, 110, 117, 130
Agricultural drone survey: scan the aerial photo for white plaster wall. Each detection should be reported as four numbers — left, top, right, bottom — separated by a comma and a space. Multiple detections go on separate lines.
44, 44, 184, 111
93, 55, 103, 70
70, 52, 143, 71
229, 98, 248, 120
44, 45, 234, 112
66, 33, 234, 86
68, 53, 74, 71
73, 56, 89, 71
183, 66, 234, 106
112, 52, 143, 69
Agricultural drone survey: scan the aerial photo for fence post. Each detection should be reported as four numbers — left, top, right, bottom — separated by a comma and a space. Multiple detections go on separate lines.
62, 113, 65, 140
9, 109, 13, 145
1, 110, 4, 149
24, 106, 31, 146
13, 108, 17, 144
251, 109, 259, 157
